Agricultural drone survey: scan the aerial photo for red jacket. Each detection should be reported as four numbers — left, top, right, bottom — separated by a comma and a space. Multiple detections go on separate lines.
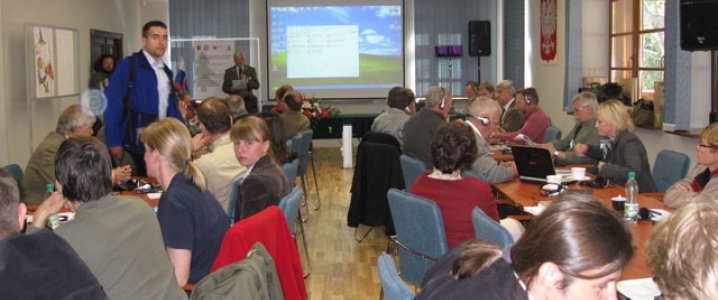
211, 206, 307, 300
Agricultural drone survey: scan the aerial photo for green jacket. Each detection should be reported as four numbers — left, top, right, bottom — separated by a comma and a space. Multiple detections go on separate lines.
551, 118, 601, 166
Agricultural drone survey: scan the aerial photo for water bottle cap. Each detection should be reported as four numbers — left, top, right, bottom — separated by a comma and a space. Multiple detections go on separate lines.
45, 183, 54, 191
627, 172, 636, 179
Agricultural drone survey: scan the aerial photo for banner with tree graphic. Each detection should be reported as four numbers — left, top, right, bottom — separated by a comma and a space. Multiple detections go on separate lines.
193, 41, 234, 99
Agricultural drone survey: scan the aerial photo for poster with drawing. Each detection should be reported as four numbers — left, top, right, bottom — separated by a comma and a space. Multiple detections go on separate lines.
34, 26, 55, 97
193, 41, 234, 99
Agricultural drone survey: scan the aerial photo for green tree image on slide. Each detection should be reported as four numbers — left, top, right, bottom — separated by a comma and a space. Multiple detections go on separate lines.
195, 52, 219, 92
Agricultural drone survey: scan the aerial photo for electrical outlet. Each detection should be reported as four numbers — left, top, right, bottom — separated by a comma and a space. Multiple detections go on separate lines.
662, 123, 676, 132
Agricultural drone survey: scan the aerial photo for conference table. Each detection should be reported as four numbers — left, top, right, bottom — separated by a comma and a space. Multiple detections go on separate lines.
493, 176, 669, 280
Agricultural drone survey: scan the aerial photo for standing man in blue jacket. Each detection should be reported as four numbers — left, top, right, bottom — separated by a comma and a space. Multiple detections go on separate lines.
104, 20, 183, 176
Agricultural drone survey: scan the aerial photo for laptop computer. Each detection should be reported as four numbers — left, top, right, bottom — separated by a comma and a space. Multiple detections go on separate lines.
511, 145, 576, 184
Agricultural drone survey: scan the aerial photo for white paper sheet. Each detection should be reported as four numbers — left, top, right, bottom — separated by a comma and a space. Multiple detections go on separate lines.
617, 278, 661, 300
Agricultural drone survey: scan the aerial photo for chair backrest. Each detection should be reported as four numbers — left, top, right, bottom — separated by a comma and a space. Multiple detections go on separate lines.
278, 187, 302, 235
652, 150, 691, 193
462, 169, 489, 183
377, 252, 415, 300
386, 188, 448, 286
281, 159, 299, 188
293, 129, 313, 176
471, 207, 514, 247
3, 164, 23, 186
399, 154, 427, 192
227, 177, 244, 224
543, 125, 562, 143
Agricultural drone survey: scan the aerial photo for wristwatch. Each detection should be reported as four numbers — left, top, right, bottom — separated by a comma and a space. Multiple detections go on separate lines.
554, 150, 560, 160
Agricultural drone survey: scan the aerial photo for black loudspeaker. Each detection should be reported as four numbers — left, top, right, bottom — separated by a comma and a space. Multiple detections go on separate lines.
469, 21, 491, 57
681, 0, 718, 51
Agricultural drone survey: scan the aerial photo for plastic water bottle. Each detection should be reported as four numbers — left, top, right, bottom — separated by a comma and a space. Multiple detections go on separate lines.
624, 172, 639, 223
44, 184, 60, 230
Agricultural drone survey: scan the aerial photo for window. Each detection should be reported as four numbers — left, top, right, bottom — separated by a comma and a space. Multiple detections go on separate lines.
609, 0, 665, 99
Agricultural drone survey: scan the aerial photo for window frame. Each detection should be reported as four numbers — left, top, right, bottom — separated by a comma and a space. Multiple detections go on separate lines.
608, 0, 665, 98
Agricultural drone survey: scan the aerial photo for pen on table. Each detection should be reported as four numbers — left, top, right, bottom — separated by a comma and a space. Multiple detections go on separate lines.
650, 209, 662, 216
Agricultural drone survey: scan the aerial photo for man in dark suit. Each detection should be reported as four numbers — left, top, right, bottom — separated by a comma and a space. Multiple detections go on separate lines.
222, 52, 260, 112
496, 80, 525, 132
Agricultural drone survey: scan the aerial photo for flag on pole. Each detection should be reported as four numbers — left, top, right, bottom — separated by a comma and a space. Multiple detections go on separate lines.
174, 57, 189, 92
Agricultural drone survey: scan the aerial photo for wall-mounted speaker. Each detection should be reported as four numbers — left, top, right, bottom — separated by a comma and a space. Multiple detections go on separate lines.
469, 21, 491, 57
681, 0, 718, 51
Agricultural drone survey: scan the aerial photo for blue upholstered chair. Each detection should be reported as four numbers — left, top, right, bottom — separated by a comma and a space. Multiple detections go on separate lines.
2, 164, 23, 186
399, 154, 427, 192
377, 252, 414, 300
281, 159, 299, 188
471, 207, 514, 247
652, 150, 691, 193
278, 186, 312, 277
386, 188, 448, 287
227, 178, 244, 224
543, 125, 562, 143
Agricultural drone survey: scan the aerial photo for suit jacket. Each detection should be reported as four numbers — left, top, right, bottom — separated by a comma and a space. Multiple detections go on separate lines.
281, 110, 310, 141
466, 123, 515, 184
236, 155, 291, 221
551, 118, 601, 165
585, 130, 657, 192
500, 99, 524, 132
22, 131, 65, 206
402, 108, 446, 169
222, 65, 260, 96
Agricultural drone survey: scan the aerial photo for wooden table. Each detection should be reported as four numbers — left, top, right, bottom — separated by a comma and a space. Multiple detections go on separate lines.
493, 177, 668, 280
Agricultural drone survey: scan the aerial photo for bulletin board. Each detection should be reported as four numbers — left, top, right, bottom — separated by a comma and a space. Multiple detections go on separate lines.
25, 23, 80, 99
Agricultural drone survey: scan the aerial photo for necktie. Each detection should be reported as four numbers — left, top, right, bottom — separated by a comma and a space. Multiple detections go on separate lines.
570, 124, 582, 149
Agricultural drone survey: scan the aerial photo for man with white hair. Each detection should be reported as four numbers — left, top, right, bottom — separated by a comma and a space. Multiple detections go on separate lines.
464, 97, 517, 184
22, 105, 96, 206
495, 80, 524, 132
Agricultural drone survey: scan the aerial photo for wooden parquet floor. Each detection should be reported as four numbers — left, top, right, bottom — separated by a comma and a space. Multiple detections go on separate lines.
294, 159, 397, 300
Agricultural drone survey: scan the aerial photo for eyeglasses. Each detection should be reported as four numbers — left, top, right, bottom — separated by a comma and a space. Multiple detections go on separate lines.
699, 143, 714, 149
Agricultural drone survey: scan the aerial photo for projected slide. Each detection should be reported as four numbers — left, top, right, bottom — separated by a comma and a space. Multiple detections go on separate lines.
268, 4, 403, 99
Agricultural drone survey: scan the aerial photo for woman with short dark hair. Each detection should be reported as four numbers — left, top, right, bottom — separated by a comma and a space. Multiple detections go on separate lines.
416, 194, 633, 300
410, 120, 499, 249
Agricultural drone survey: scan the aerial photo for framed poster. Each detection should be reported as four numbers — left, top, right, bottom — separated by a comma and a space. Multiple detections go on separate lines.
26, 23, 80, 99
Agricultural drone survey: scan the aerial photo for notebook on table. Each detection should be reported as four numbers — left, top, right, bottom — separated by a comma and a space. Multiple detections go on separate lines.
511, 145, 576, 184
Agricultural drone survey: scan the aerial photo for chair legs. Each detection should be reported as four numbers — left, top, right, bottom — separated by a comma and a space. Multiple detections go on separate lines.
354, 225, 375, 242
300, 175, 310, 222
295, 208, 312, 278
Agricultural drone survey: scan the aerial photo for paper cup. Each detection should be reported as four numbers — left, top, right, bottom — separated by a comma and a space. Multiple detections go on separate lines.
571, 167, 586, 180
546, 175, 563, 185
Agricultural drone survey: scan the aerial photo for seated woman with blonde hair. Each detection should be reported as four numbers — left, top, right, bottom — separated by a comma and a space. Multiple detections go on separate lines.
575, 99, 657, 192
664, 123, 718, 208
142, 118, 229, 286
416, 193, 633, 300
230, 116, 291, 221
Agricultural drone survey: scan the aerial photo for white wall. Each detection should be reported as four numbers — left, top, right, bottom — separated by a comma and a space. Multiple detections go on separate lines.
526, 0, 703, 169
0, 0, 151, 167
